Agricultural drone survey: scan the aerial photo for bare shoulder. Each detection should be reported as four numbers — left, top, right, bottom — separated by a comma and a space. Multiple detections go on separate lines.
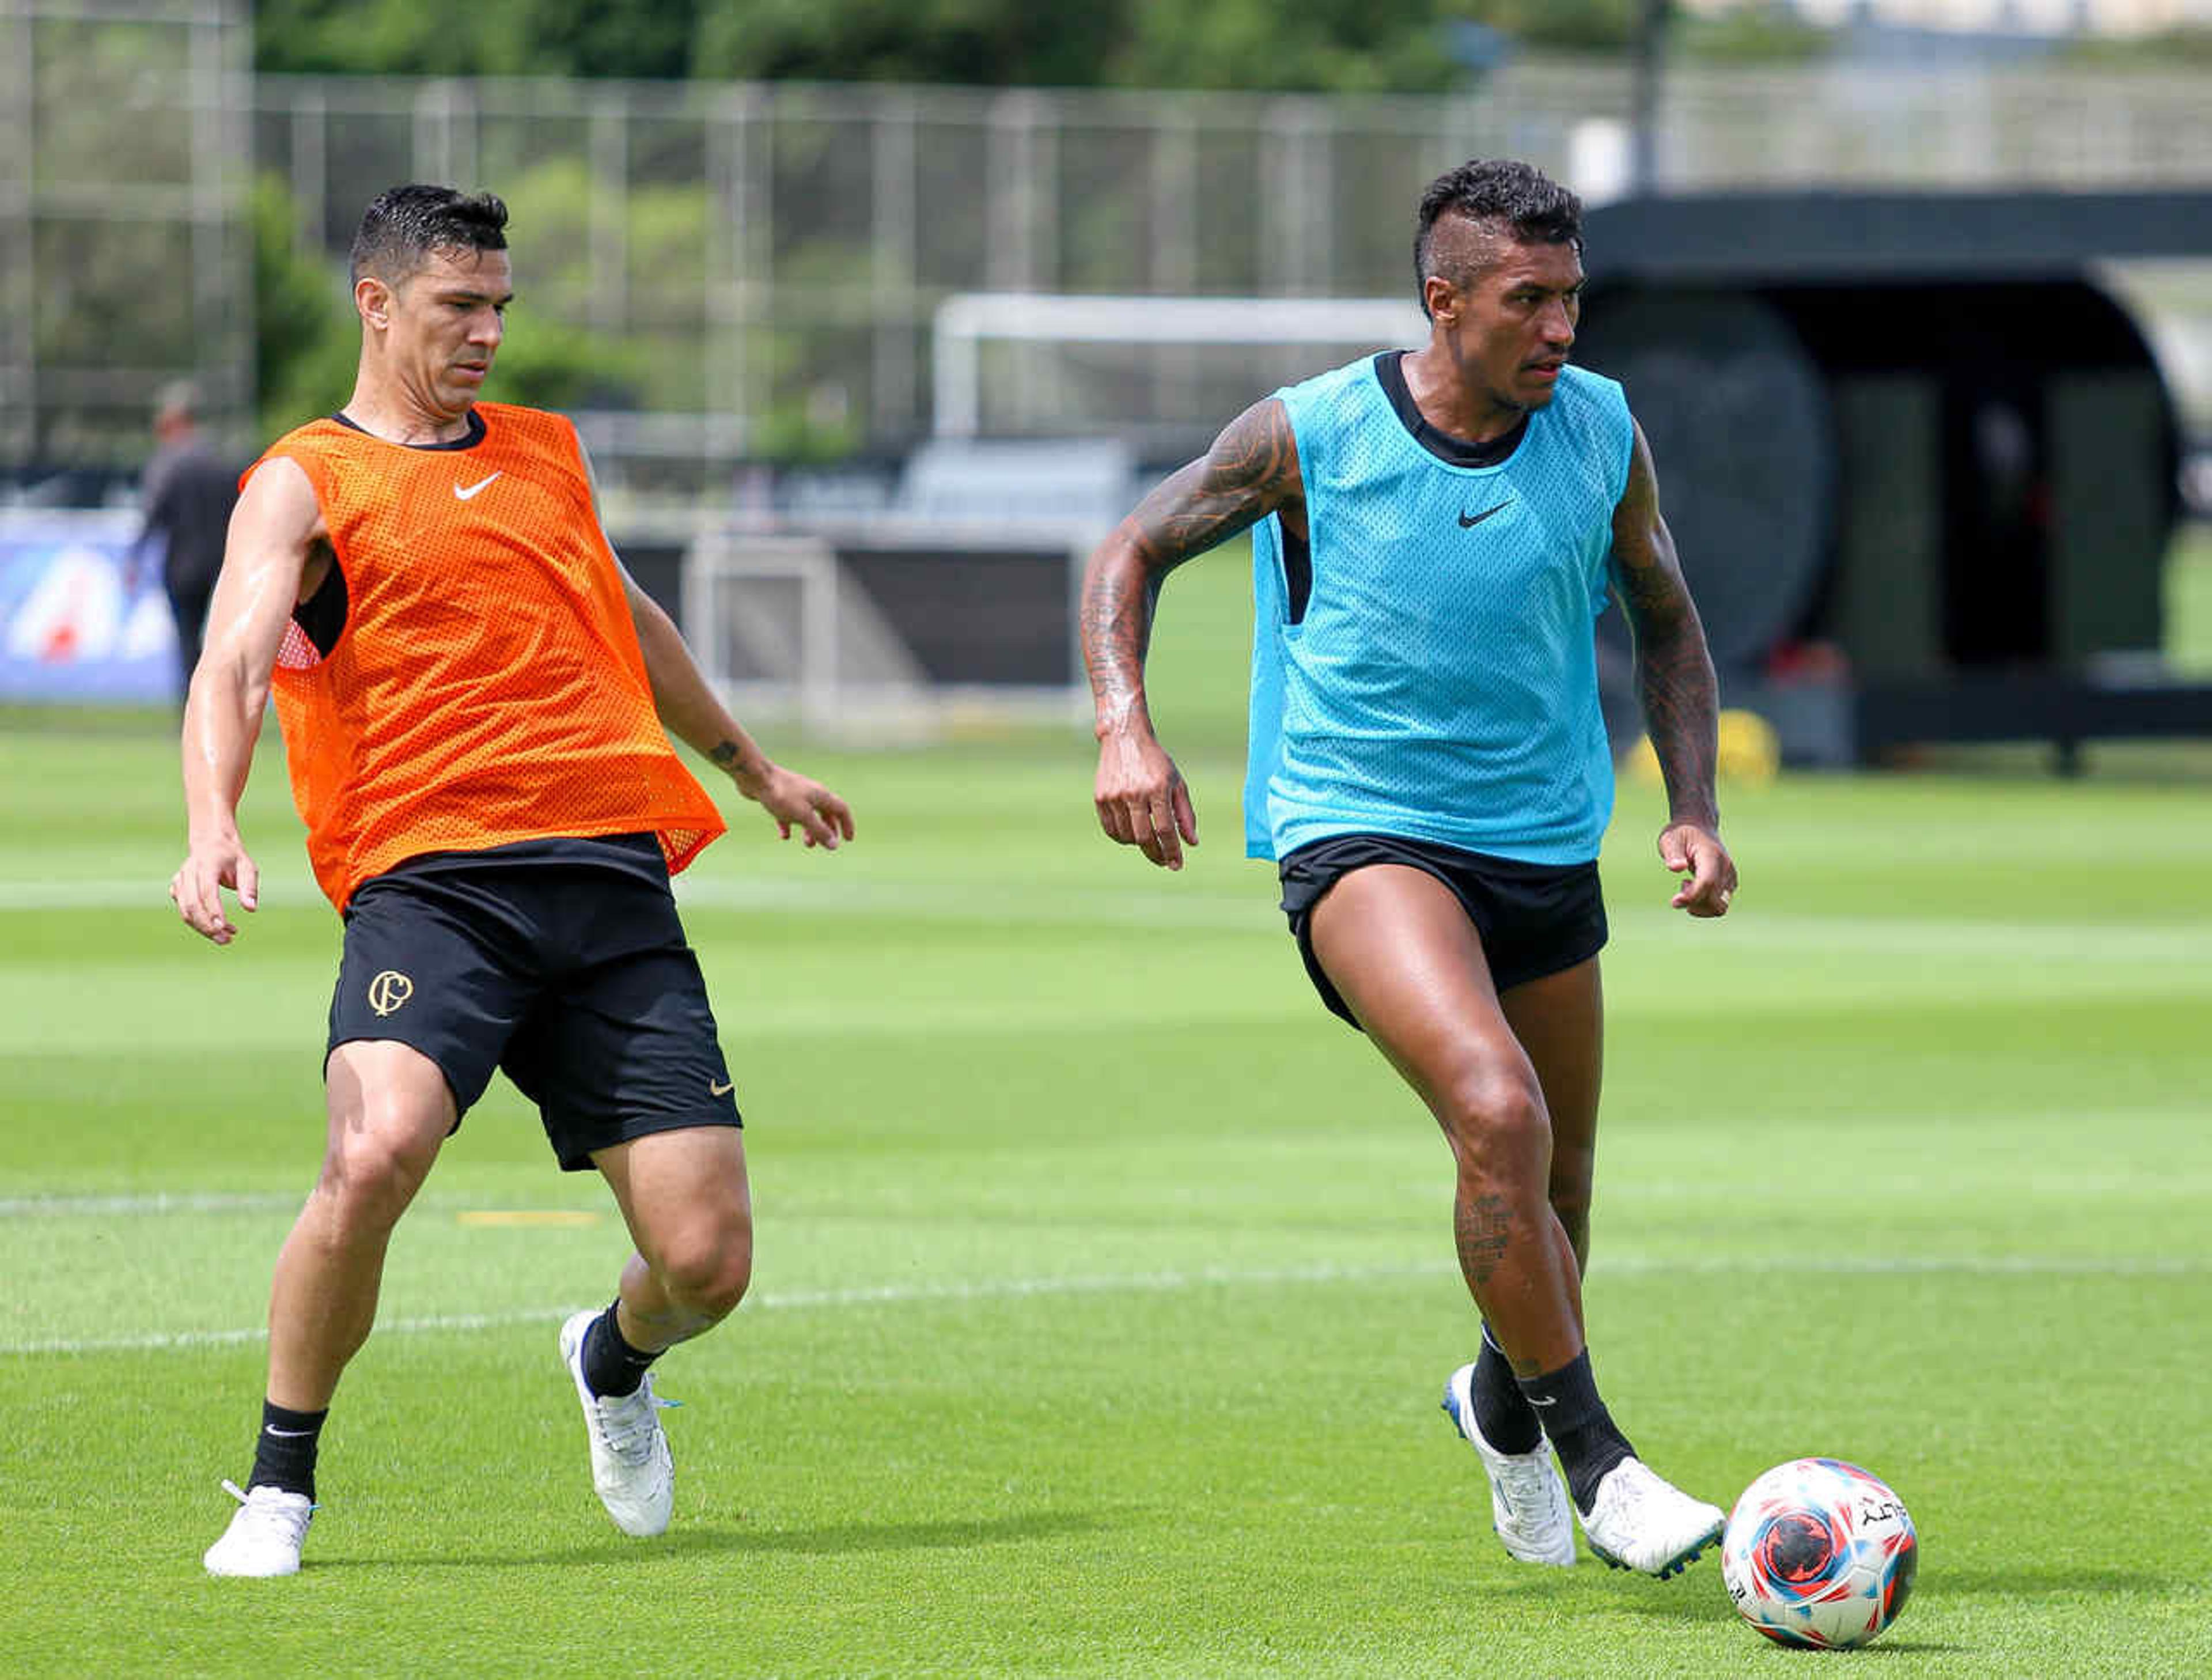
1616, 417, 1660, 513
1609, 419, 1670, 563
1607, 416, 1702, 634
229, 455, 332, 604
236, 454, 326, 541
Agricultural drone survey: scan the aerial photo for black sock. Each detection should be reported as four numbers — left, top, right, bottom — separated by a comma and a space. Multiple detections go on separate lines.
1470, 1323, 1543, 1454
1516, 1350, 1635, 1515
581, 1301, 660, 1398
248, 1399, 328, 1502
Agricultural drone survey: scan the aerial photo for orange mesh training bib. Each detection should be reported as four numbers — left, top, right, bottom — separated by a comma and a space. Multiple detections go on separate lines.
255, 402, 726, 911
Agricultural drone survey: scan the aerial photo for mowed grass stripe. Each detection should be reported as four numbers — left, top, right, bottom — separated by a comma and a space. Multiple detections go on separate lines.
8, 949, 2202, 1060
6, 1252, 2204, 1358
9, 868, 2212, 955
17, 1096, 2211, 1219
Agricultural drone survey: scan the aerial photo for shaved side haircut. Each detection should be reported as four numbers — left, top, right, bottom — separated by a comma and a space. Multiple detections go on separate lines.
1413, 160, 1583, 316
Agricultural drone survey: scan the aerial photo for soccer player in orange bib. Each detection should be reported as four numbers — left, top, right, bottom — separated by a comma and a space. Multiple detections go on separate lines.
175, 186, 854, 1577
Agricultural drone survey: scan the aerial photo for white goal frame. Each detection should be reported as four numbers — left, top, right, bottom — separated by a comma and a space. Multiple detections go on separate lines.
929, 292, 1429, 438
681, 525, 1097, 740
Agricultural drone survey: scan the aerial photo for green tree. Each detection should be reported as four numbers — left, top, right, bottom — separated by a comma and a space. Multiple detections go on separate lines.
253, 0, 700, 78
1474, 0, 1646, 55
2059, 27, 2212, 69
252, 175, 357, 440
253, 0, 1837, 86
1106, 0, 1467, 93
1672, 3, 1834, 63
692, 1, 1656, 94
693, 0, 1130, 86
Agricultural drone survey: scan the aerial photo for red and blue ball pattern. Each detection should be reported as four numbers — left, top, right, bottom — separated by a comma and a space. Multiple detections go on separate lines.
1721, 1458, 1918, 1649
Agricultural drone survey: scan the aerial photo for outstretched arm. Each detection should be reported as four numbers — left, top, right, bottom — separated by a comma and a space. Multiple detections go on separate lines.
1608, 420, 1737, 917
1080, 396, 1303, 869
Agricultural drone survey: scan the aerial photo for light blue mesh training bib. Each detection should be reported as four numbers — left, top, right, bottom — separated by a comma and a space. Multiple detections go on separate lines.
1244, 354, 1633, 864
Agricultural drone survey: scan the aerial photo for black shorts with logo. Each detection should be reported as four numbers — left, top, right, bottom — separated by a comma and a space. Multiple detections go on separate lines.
327, 833, 741, 1171
1277, 831, 1608, 1028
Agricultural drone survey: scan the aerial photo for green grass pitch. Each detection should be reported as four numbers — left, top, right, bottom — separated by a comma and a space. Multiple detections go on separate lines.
2, 554, 2209, 1676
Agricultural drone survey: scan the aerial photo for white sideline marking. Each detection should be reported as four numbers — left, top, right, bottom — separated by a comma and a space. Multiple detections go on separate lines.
1, 1253, 2202, 1358
0, 1192, 303, 1217
0, 1263, 1433, 1357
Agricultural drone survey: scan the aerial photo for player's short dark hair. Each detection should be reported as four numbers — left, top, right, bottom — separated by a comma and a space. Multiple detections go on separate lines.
349, 184, 510, 287
1414, 159, 1582, 312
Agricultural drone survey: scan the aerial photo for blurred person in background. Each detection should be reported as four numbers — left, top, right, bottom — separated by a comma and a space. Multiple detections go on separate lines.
1082, 158, 1736, 1581
130, 381, 238, 704
174, 184, 853, 1577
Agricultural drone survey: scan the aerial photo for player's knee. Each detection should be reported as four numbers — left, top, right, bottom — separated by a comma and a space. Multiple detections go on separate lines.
1438, 1072, 1550, 1189
316, 1111, 438, 1226
655, 1220, 753, 1320
317, 1055, 447, 1224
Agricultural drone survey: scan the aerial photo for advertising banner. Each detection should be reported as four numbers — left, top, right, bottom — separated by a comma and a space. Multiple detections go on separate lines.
0, 510, 180, 705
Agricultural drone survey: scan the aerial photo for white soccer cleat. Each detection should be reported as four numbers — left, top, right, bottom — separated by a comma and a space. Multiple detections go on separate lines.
202, 1480, 313, 1577
1578, 1456, 1726, 1579
1441, 1363, 1577, 1567
559, 1308, 675, 1538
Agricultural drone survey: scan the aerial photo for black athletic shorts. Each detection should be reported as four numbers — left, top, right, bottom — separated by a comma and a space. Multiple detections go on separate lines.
1277, 831, 1608, 1028
327, 834, 741, 1171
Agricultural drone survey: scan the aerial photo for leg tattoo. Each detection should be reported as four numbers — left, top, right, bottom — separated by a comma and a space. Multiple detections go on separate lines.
1456, 1192, 1513, 1288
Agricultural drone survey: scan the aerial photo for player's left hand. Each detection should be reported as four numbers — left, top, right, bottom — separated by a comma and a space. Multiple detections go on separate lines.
1659, 822, 1736, 917
744, 763, 854, 850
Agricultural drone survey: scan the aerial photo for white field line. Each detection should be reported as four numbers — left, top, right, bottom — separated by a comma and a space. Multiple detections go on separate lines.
5, 872, 2209, 960
0, 1192, 304, 1217
3, 1253, 2203, 1359
6, 1262, 1433, 1357
14, 1166, 2212, 1221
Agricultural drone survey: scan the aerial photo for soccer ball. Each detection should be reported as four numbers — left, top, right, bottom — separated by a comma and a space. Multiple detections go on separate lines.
1721, 1458, 1918, 1649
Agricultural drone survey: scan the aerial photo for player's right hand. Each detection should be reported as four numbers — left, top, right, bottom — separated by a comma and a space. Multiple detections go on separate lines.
747, 763, 855, 851
1094, 728, 1198, 871
1658, 821, 1736, 918
171, 834, 259, 945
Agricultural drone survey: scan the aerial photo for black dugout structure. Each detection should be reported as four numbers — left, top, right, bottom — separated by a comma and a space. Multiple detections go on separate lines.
1577, 190, 2212, 768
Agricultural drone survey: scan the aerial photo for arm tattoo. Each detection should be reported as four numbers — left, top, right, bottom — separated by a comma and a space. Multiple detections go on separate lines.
1611, 433, 1721, 828
709, 740, 740, 769
1455, 1192, 1514, 1289
1615, 561, 1720, 827
1081, 399, 1300, 725
1125, 399, 1300, 569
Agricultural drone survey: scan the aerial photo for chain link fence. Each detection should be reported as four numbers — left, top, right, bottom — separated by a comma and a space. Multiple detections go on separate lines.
9, 1, 2212, 487
3, 0, 255, 479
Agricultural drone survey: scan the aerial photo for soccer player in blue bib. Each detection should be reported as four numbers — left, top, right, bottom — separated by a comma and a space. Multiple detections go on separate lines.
1082, 158, 1738, 1579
